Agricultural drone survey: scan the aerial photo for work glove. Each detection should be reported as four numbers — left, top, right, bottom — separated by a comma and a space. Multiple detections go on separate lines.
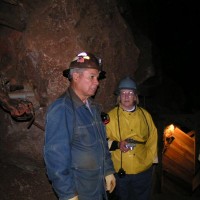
105, 174, 116, 193
68, 195, 78, 200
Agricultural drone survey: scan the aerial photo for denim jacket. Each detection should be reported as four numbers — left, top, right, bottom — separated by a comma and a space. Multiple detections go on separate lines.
44, 87, 115, 200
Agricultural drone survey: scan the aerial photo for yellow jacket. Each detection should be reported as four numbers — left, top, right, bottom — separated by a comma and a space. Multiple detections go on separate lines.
106, 106, 158, 174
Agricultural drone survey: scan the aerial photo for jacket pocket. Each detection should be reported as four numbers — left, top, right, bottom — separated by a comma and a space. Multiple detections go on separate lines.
75, 123, 98, 146
74, 168, 102, 197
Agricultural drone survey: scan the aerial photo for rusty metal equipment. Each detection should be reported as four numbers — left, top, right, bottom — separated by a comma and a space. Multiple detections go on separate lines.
162, 124, 200, 192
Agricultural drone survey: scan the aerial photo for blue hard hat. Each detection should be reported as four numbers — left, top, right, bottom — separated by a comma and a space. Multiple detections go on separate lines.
115, 76, 137, 95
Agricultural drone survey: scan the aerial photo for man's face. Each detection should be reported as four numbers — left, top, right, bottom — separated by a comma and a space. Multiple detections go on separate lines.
72, 68, 100, 101
119, 89, 136, 110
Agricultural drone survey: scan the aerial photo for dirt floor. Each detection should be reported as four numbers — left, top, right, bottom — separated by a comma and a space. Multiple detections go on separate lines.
0, 161, 200, 200
0, 161, 57, 200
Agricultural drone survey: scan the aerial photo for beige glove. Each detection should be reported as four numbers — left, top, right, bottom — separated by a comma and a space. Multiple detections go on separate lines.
68, 195, 78, 200
105, 174, 116, 193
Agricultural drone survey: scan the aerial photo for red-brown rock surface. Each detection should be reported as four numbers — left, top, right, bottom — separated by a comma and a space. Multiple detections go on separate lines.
0, 0, 139, 167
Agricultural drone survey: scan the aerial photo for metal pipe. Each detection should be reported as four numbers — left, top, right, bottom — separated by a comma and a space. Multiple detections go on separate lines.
8, 91, 34, 99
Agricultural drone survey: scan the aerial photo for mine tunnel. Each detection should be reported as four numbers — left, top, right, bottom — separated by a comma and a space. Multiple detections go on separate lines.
0, 0, 200, 199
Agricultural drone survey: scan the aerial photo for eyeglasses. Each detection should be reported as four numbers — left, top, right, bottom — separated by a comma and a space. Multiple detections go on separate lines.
120, 91, 135, 97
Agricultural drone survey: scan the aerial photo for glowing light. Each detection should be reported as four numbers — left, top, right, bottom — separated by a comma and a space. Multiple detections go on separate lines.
164, 124, 175, 137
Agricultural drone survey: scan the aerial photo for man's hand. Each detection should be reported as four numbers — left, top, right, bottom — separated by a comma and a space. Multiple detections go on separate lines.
105, 174, 116, 193
69, 195, 78, 200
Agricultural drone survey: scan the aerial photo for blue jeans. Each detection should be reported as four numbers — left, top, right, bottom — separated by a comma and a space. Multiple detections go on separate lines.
114, 166, 153, 200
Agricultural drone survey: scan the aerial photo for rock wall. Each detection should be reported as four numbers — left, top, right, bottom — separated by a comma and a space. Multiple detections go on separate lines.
0, 0, 140, 168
